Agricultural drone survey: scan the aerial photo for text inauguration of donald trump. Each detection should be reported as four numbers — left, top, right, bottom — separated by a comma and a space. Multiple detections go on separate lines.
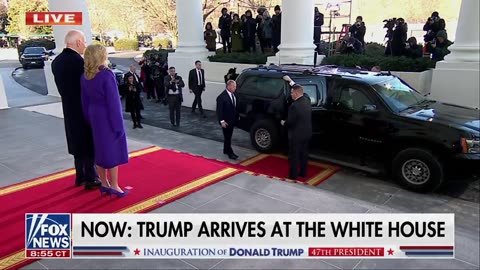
70, 214, 454, 259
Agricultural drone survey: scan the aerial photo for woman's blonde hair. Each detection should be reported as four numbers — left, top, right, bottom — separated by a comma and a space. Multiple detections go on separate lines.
84, 44, 108, 80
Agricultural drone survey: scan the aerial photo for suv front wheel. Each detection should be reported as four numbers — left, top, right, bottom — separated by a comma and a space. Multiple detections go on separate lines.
392, 148, 444, 193
250, 119, 279, 153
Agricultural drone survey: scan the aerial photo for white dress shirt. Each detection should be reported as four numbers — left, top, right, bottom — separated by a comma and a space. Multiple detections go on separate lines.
196, 69, 202, 86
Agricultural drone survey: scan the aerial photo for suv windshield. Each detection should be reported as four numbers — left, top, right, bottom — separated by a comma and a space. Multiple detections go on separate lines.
373, 78, 427, 112
24, 47, 45, 54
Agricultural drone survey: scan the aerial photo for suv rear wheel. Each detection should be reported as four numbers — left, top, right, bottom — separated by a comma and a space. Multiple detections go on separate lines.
250, 119, 279, 153
392, 148, 444, 192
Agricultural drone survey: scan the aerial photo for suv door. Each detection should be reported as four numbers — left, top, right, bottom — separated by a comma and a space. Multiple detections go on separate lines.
326, 82, 387, 157
292, 76, 328, 140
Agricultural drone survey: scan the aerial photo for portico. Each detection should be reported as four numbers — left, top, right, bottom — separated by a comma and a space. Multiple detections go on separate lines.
35, 0, 480, 111
430, 0, 480, 109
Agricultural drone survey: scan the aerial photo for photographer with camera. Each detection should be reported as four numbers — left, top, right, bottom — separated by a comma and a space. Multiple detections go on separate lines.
340, 37, 363, 55
349, 16, 366, 49
391, 18, 408, 56
403, 37, 423, 59
164, 67, 185, 127
423, 12, 443, 43
428, 30, 453, 61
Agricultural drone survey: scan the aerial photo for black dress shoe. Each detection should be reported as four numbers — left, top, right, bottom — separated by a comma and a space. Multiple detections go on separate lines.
84, 180, 101, 190
228, 153, 238, 160
75, 180, 84, 187
289, 176, 298, 180
231, 153, 239, 159
138, 123, 143, 129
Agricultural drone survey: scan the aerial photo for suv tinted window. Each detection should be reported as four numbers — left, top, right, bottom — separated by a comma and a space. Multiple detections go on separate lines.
302, 85, 318, 105
240, 76, 284, 98
295, 76, 325, 105
337, 87, 372, 112
24, 47, 45, 54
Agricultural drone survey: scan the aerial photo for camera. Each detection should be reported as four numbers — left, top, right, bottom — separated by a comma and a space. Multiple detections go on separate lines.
355, 22, 361, 27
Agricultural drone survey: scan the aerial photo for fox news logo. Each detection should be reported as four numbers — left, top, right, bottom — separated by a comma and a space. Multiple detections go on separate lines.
25, 214, 71, 258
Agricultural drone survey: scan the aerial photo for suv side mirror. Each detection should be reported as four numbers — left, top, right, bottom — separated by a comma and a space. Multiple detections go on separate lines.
361, 104, 378, 113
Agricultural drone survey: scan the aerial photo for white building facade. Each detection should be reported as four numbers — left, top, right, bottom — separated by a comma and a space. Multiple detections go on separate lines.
33, 0, 480, 111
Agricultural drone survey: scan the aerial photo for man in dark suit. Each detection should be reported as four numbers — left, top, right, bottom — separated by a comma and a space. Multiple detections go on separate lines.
188, 60, 206, 117
124, 64, 142, 87
164, 66, 185, 127
216, 80, 239, 160
51, 30, 100, 189
281, 76, 312, 180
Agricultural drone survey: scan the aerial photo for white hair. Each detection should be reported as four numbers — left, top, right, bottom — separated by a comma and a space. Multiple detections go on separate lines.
64, 30, 85, 45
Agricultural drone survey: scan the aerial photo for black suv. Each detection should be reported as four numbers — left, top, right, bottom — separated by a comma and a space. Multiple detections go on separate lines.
19, 46, 50, 69
235, 64, 480, 192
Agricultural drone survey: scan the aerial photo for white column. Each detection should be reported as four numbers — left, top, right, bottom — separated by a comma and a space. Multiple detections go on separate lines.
430, 0, 480, 109
48, 0, 93, 54
444, 0, 479, 62
268, 0, 318, 65
0, 73, 9, 109
45, 0, 92, 97
175, 0, 208, 54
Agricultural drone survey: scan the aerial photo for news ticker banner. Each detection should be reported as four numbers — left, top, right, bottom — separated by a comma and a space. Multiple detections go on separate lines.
26, 213, 454, 259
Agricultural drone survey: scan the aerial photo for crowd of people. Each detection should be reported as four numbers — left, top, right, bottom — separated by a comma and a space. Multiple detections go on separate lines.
339, 11, 453, 62
207, 6, 282, 53
207, 5, 325, 55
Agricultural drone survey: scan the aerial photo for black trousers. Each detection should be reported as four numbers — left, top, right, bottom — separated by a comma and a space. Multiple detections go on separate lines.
191, 88, 204, 114
146, 81, 156, 99
221, 34, 231, 53
247, 36, 256, 52
288, 138, 310, 179
74, 155, 97, 183
154, 80, 164, 101
130, 109, 141, 124
222, 126, 234, 154
168, 94, 181, 125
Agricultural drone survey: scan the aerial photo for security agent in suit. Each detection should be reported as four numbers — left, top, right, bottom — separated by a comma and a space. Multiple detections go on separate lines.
216, 80, 239, 160
188, 60, 206, 117
281, 76, 312, 180
51, 30, 100, 189
164, 67, 185, 127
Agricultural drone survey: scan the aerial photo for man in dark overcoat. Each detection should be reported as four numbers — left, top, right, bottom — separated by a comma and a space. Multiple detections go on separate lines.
51, 30, 100, 189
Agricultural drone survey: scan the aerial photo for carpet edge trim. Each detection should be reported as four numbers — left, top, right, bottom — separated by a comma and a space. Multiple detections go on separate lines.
0, 167, 239, 270
0, 146, 162, 196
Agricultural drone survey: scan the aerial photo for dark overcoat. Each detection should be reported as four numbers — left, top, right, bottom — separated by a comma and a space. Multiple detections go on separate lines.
51, 48, 94, 157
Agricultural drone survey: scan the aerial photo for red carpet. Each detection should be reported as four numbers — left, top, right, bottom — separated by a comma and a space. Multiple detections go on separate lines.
0, 146, 238, 270
0, 147, 340, 269
219, 153, 341, 186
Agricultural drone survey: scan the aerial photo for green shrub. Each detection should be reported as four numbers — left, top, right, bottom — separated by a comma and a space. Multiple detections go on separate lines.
18, 39, 55, 55
91, 40, 103, 45
152, 38, 172, 49
113, 38, 138, 51
364, 42, 386, 57
208, 52, 273, 64
321, 54, 435, 72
